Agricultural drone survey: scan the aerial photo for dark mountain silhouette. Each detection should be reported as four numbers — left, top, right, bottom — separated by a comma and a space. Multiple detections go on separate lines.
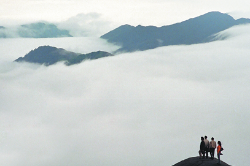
101, 11, 250, 53
14, 46, 113, 66
0, 22, 71, 38
173, 156, 230, 166
66, 51, 113, 65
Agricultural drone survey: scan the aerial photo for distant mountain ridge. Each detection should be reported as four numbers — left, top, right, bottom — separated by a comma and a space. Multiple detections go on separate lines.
101, 11, 250, 53
18, 22, 72, 38
0, 22, 71, 38
15, 46, 113, 66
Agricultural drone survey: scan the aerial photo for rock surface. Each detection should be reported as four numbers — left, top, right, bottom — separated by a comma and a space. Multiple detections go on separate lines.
173, 156, 230, 166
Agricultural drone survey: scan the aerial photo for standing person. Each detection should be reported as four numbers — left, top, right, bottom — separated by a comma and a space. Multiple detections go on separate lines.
204, 136, 209, 158
209, 137, 216, 159
217, 141, 222, 164
199, 137, 205, 159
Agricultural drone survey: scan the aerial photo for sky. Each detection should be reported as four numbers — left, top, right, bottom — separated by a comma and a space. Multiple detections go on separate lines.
1, 0, 250, 27
1, 1, 250, 166
1, 0, 250, 37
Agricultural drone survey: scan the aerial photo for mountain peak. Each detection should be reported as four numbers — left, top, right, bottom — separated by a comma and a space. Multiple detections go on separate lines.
15, 46, 78, 65
14, 46, 113, 66
101, 11, 250, 53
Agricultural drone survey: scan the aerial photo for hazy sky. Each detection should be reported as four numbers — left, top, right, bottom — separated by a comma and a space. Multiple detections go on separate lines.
1, 0, 250, 26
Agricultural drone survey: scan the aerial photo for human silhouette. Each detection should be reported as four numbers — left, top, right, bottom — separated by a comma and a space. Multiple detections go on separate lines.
199, 137, 205, 159
217, 141, 222, 164
209, 137, 216, 159
204, 136, 209, 158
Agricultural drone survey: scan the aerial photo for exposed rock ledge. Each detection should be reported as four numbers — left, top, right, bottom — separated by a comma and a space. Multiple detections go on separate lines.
173, 156, 230, 166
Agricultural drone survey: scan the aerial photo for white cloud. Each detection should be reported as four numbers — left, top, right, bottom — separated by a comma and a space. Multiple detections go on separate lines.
0, 24, 250, 166
58, 13, 116, 37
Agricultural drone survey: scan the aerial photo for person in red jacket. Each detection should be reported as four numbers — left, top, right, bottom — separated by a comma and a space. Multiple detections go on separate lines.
217, 141, 222, 164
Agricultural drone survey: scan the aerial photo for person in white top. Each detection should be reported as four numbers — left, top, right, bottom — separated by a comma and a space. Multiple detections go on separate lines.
204, 136, 209, 158
209, 137, 216, 159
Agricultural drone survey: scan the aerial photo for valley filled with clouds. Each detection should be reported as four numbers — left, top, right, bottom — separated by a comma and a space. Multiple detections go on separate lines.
1, 24, 250, 166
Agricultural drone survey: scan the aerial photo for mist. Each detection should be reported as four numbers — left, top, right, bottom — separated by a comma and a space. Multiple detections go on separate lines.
57, 13, 116, 37
1, 24, 250, 166
0, 13, 115, 38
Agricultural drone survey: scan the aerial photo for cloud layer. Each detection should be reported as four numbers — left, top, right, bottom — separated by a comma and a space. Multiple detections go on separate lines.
1, 24, 250, 166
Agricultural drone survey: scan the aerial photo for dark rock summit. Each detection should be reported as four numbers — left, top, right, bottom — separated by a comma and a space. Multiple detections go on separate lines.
101, 11, 250, 53
173, 157, 230, 166
14, 46, 114, 66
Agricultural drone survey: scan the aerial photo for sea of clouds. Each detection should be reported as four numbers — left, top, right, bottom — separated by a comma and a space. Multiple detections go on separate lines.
0, 24, 250, 166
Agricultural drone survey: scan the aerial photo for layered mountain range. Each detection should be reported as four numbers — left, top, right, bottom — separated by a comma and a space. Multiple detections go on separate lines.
12, 11, 250, 66
101, 11, 250, 53
14, 46, 113, 66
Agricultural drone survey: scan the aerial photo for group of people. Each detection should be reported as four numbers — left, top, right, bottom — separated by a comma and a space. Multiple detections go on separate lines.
198, 136, 223, 164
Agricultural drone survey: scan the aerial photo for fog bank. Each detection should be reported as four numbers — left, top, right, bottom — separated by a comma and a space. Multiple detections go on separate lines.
0, 24, 250, 166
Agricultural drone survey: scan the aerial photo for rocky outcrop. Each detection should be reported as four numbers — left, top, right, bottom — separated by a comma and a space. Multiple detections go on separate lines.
173, 156, 230, 166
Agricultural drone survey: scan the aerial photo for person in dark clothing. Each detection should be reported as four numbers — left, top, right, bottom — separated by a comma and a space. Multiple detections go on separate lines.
199, 137, 205, 159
